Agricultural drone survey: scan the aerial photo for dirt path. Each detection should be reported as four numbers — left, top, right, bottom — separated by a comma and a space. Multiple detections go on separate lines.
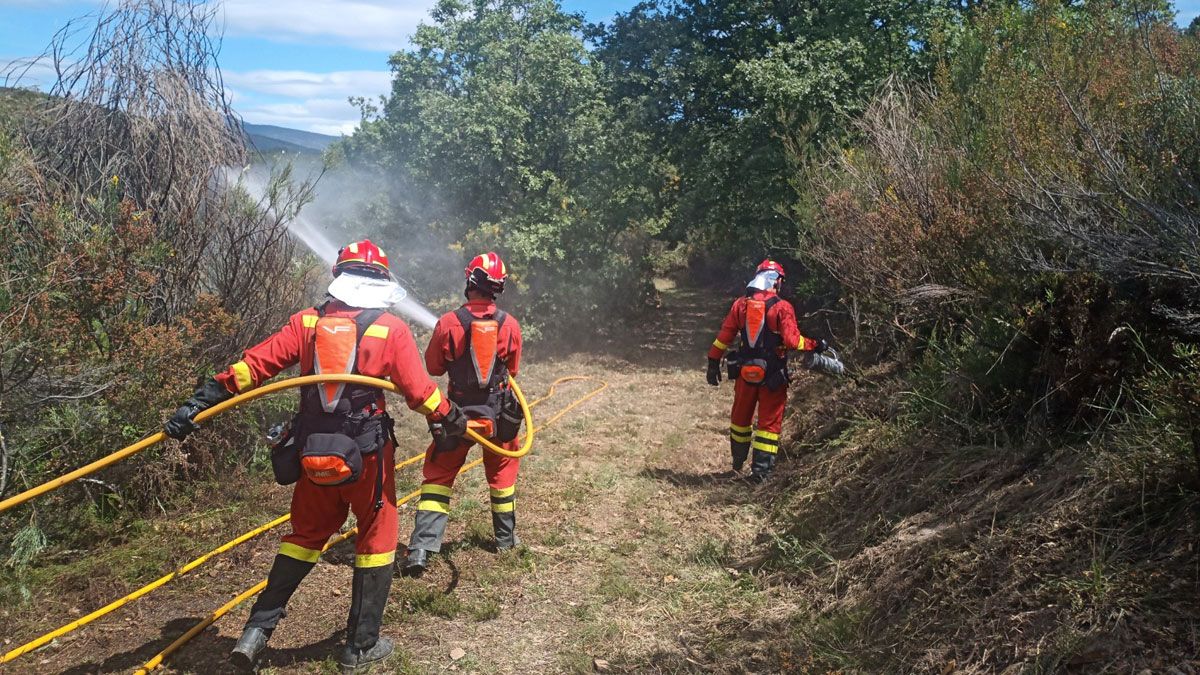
9, 284, 793, 674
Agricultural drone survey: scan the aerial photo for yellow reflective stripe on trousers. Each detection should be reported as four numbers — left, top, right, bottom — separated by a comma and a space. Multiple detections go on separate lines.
417, 499, 450, 513
713, 338, 728, 351
230, 361, 255, 392
490, 485, 516, 513
752, 430, 780, 454
418, 483, 452, 513
417, 388, 444, 416
730, 423, 753, 442
355, 550, 395, 568
279, 542, 321, 563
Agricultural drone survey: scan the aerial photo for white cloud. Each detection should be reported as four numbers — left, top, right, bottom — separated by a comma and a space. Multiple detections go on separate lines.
239, 97, 364, 135
220, 0, 433, 51
0, 55, 60, 89
223, 69, 391, 99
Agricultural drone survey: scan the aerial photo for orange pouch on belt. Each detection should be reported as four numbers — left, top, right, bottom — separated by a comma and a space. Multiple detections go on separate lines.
740, 360, 768, 385
301, 433, 361, 486
468, 418, 495, 438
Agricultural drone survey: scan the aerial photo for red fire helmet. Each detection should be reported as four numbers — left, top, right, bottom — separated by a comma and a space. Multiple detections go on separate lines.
756, 259, 786, 278
465, 252, 507, 295
333, 239, 390, 278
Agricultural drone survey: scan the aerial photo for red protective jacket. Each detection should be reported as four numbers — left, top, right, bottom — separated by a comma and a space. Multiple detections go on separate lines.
426, 299, 522, 379
214, 300, 450, 419
707, 290, 818, 361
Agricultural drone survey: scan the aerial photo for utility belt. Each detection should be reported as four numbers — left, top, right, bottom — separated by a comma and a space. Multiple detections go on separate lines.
269, 402, 396, 511
726, 349, 789, 391
450, 385, 522, 443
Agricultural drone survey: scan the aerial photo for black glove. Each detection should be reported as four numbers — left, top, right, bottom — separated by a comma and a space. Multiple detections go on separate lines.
429, 401, 468, 453
812, 338, 828, 353
164, 378, 234, 440
706, 358, 722, 387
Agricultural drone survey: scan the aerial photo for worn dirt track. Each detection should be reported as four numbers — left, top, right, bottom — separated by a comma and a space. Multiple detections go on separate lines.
6, 285, 798, 674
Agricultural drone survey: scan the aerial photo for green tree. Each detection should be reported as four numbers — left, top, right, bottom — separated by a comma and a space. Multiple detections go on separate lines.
593, 0, 961, 271
344, 0, 667, 333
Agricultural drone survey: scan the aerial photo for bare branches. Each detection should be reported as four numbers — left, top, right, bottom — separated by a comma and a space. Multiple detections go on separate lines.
7, 0, 249, 322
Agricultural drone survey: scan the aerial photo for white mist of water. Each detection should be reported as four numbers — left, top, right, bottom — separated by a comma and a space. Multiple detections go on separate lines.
229, 167, 440, 330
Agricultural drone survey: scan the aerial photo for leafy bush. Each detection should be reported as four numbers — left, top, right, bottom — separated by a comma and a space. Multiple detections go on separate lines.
810, 3, 1200, 464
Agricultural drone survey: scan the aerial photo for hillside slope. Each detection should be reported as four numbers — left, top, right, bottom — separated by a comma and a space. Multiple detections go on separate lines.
244, 124, 336, 154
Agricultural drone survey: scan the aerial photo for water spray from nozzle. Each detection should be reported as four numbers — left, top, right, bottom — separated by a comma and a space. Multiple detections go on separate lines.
228, 167, 439, 330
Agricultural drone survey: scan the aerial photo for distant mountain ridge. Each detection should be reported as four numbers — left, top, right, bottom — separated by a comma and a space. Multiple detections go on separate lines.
244, 123, 338, 154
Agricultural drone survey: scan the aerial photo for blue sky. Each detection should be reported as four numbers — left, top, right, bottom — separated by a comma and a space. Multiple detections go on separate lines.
3, 1, 1199, 135
0, 0, 634, 135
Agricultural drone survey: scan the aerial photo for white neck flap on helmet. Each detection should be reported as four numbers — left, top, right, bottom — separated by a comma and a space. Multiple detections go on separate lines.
747, 270, 780, 292
327, 271, 407, 309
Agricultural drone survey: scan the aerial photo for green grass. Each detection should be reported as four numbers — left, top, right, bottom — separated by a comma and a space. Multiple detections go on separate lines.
389, 580, 463, 620
594, 560, 642, 602
764, 534, 838, 578
791, 607, 874, 671
690, 538, 729, 566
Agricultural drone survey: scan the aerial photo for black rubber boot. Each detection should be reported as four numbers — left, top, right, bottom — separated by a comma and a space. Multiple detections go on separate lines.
232, 554, 315, 669
731, 439, 750, 472
493, 511, 520, 551
229, 626, 268, 672
339, 566, 394, 672
401, 547, 429, 578
749, 448, 776, 484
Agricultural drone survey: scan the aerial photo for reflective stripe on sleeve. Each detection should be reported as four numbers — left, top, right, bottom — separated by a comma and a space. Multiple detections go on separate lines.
279, 542, 321, 563
355, 551, 396, 568
713, 339, 728, 351
416, 388, 444, 416
230, 361, 255, 392
302, 314, 318, 328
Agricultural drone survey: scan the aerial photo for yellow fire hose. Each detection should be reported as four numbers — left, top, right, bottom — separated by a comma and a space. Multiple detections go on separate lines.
0, 374, 534, 514
0, 450, 428, 664
0, 376, 604, 669
135, 376, 607, 673
130, 469, 468, 675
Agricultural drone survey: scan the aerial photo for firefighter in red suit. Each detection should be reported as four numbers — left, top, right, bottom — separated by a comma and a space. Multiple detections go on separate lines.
164, 240, 467, 672
402, 251, 524, 577
706, 259, 826, 483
